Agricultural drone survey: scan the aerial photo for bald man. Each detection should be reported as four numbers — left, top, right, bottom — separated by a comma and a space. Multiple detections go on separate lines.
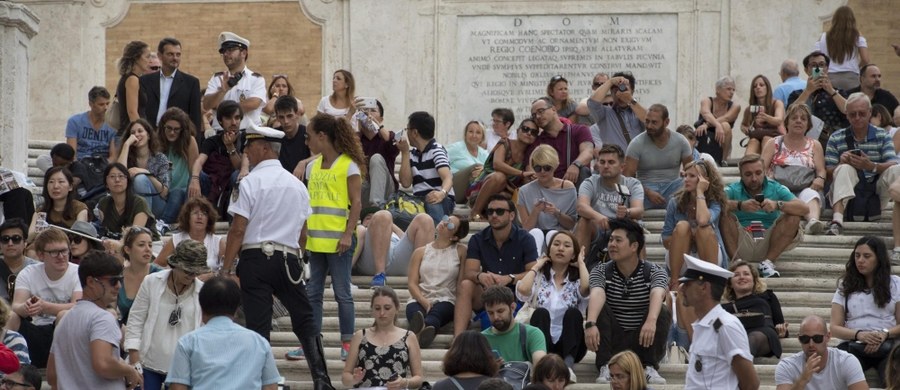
775, 315, 867, 390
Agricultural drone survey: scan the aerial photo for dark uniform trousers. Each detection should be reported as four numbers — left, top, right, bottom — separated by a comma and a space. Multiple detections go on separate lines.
238, 248, 315, 340
595, 303, 671, 370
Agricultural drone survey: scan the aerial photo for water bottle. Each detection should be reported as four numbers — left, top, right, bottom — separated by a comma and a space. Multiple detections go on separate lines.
35, 212, 49, 233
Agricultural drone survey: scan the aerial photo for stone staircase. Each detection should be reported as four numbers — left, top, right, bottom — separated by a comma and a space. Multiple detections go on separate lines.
25, 141, 893, 389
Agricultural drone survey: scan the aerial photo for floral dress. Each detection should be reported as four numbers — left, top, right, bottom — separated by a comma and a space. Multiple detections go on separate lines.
354, 329, 412, 388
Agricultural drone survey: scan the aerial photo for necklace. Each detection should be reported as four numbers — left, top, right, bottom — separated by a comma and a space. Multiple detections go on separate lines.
168, 272, 188, 326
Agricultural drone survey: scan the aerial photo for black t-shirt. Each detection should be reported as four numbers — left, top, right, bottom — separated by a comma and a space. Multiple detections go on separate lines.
845, 87, 899, 114
200, 130, 246, 156
276, 125, 311, 173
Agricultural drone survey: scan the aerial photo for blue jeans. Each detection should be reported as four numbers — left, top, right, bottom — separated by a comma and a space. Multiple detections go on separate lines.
406, 301, 455, 329
424, 195, 455, 226
133, 174, 187, 223
143, 368, 168, 390
307, 235, 356, 340
643, 178, 684, 210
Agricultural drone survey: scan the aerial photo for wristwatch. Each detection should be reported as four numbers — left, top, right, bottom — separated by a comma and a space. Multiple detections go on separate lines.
573, 161, 584, 169
883, 328, 891, 339
584, 321, 595, 330
776, 201, 784, 210
871, 163, 878, 174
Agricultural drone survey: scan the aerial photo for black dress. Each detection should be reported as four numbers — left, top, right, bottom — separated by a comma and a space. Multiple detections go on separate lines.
115, 73, 147, 134
354, 328, 412, 388
722, 289, 785, 357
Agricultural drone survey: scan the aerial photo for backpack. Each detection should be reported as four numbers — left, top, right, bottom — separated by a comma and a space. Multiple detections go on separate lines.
843, 130, 880, 221
497, 323, 532, 390
383, 192, 426, 230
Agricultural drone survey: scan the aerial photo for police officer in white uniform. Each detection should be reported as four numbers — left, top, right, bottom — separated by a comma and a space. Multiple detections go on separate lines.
680, 255, 760, 390
220, 123, 334, 390
202, 32, 267, 131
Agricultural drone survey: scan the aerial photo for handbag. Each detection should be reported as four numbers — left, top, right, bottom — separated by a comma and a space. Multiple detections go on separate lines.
731, 302, 766, 330
838, 338, 895, 359
514, 278, 541, 324
497, 323, 532, 390
772, 138, 815, 192
662, 291, 689, 364
383, 192, 426, 230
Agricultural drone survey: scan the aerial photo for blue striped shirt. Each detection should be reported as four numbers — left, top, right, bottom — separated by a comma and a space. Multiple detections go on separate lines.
166, 316, 280, 389
410, 139, 454, 197
825, 125, 897, 180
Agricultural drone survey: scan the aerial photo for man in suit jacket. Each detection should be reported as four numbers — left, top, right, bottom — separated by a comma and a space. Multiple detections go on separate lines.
141, 37, 203, 141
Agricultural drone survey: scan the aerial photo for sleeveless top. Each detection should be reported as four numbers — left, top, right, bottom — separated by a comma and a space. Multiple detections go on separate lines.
354, 329, 412, 388
167, 149, 190, 190
116, 73, 147, 133
768, 135, 816, 176
118, 263, 163, 325
409, 243, 460, 305
171, 232, 222, 271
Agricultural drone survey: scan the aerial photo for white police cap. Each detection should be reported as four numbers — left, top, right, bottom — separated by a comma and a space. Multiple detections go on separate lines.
246, 122, 285, 143
218, 32, 250, 52
678, 254, 733, 286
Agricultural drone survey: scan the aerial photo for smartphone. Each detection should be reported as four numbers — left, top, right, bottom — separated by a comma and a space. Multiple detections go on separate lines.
388, 373, 399, 382
360, 97, 378, 109
849, 149, 863, 156
29, 296, 39, 304
754, 194, 765, 203
392, 128, 407, 144
812, 67, 822, 79
492, 349, 501, 359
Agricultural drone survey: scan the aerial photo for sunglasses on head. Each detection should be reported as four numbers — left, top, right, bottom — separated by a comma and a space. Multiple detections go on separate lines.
484, 208, 510, 216
0, 235, 23, 244
798, 334, 825, 344
532, 164, 554, 173
550, 75, 564, 82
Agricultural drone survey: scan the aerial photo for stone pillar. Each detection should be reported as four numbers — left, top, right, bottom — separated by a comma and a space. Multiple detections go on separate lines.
0, 2, 40, 172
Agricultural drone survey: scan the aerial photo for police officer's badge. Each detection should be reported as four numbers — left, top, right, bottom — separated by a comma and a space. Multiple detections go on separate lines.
240, 92, 246, 102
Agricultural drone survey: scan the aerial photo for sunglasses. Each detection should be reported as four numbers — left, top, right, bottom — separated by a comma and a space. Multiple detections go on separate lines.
519, 126, 540, 137
484, 208, 510, 216
149, 66, 161, 71
441, 215, 456, 230
94, 275, 124, 287
67, 234, 84, 245
0, 378, 33, 389
532, 164, 554, 173
798, 334, 825, 344
0, 235, 23, 244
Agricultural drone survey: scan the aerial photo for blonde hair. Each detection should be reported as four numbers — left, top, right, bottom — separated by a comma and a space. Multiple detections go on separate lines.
608, 350, 646, 390
723, 260, 767, 302
530, 144, 560, 168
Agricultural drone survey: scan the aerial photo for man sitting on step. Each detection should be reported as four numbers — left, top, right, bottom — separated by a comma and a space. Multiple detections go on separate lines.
720, 154, 808, 278
480, 285, 546, 367
775, 315, 867, 390
351, 207, 435, 286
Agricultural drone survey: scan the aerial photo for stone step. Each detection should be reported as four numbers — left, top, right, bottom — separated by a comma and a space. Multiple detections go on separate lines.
281, 381, 779, 390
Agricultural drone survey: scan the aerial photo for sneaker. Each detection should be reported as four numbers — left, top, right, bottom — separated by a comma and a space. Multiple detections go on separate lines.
371, 273, 386, 287
284, 347, 305, 361
805, 219, 825, 235
891, 250, 900, 266
758, 259, 780, 278
156, 220, 170, 235
595, 364, 610, 384
826, 221, 843, 236
341, 342, 350, 361
409, 311, 425, 334
418, 326, 436, 348
645, 366, 666, 384
568, 367, 578, 384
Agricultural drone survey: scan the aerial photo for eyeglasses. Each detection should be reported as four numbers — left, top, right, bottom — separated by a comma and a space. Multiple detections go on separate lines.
0, 235, 23, 244
42, 249, 70, 258
484, 208, 510, 216
163, 125, 182, 134
532, 164, 554, 173
190, 210, 208, 217
93, 275, 124, 287
531, 107, 550, 118
798, 334, 825, 344
846, 111, 870, 119
107, 174, 127, 181
67, 234, 84, 245
441, 215, 456, 230
0, 378, 34, 389
519, 126, 540, 137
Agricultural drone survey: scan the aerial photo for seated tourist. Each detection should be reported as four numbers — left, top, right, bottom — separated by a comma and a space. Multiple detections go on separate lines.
532, 354, 574, 390
118, 226, 163, 325
694, 76, 741, 164
352, 99, 398, 207
406, 214, 468, 348
721, 260, 788, 358
353, 207, 435, 286
155, 197, 226, 278
118, 119, 179, 224
35, 142, 75, 174
0, 219, 38, 302
156, 107, 198, 224
775, 315, 867, 390
676, 125, 716, 166
761, 104, 828, 235
7, 229, 82, 368
188, 100, 245, 209
447, 121, 488, 205
527, 97, 593, 186
787, 51, 849, 144
586, 72, 646, 151
95, 163, 159, 240
431, 331, 497, 390
740, 75, 785, 156
624, 104, 693, 210
399, 111, 454, 224
66, 221, 103, 265
65, 86, 118, 162
481, 285, 546, 366
468, 119, 538, 219
0, 364, 41, 389
720, 154, 808, 278
28, 167, 88, 238
516, 145, 577, 255
486, 108, 516, 152
0, 298, 31, 365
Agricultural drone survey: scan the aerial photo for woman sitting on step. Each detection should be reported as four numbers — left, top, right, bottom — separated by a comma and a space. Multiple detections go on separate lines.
28, 167, 88, 239
516, 145, 578, 256
343, 286, 424, 389
721, 260, 787, 358
467, 118, 539, 219
431, 330, 497, 390
516, 231, 589, 374
406, 215, 469, 348
831, 236, 900, 387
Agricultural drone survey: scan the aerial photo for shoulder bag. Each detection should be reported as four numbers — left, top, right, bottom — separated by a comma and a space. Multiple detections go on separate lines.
771, 138, 815, 192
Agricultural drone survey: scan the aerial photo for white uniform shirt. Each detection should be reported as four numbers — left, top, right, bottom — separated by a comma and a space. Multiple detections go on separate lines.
228, 159, 311, 249
205, 66, 267, 130
685, 304, 753, 390
775, 347, 866, 389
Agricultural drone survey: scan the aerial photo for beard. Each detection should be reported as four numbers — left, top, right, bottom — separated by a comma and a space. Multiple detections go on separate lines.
492, 317, 512, 332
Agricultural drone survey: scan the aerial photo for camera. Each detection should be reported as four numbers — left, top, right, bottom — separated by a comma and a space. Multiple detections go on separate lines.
227, 71, 244, 88
617, 83, 628, 92
749, 105, 763, 114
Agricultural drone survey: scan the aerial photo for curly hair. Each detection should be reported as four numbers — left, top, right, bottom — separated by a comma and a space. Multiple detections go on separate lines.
41, 167, 79, 223
117, 41, 149, 77
673, 160, 726, 214
826, 6, 860, 64
538, 231, 581, 283
176, 197, 218, 234
158, 107, 195, 162
723, 260, 767, 302
741, 75, 775, 128
840, 236, 892, 308
308, 113, 367, 177
122, 119, 162, 169
441, 330, 498, 377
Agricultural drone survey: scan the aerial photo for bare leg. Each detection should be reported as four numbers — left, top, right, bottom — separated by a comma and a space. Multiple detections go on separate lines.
806, 198, 822, 222
745, 138, 761, 156
575, 219, 597, 256
406, 214, 436, 249
695, 225, 718, 264
722, 122, 733, 161
470, 172, 507, 217
453, 279, 483, 336
5, 313, 21, 331
720, 213, 739, 260
668, 221, 693, 290
765, 215, 802, 261
367, 210, 394, 275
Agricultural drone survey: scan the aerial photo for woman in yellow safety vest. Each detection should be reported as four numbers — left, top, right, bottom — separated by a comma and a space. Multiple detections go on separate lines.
292, 113, 367, 362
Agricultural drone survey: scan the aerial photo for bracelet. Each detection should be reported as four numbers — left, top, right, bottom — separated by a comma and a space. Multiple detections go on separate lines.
696, 196, 706, 200
855, 329, 861, 341
625, 208, 631, 218
830, 91, 839, 97
476, 272, 483, 283
815, 175, 825, 180
529, 269, 538, 277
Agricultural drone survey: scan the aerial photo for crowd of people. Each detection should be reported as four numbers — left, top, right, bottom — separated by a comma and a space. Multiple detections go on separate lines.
2, 4, 900, 389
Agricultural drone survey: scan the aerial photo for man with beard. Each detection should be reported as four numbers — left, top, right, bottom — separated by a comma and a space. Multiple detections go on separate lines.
720, 154, 807, 278
774, 315, 866, 390
526, 97, 594, 187
584, 218, 669, 385
480, 285, 546, 365
202, 32, 266, 130
847, 64, 897, 113
680, 254, 758, 390
453, 194, 537, 336
141, 37, 203, 140
623, 104, 693, 210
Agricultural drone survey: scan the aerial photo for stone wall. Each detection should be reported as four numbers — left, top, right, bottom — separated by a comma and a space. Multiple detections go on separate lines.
12, 0, 899, 150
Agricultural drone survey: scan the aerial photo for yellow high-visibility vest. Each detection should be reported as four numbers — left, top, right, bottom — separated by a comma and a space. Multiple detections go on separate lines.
306, 154, 352, 253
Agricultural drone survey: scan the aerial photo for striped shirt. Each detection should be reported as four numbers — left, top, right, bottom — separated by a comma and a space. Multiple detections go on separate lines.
409, 139, 454, 197
2, 330, 30, 365
825, 125, 897, 180
589, 260, 668, 330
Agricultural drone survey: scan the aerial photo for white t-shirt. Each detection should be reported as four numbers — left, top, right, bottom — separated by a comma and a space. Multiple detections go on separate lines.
316, 96, 349, 117
15, 263, 81, 326
775, 348, 866, 389
813, 33, 868, 74
832, 275, 900, 332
